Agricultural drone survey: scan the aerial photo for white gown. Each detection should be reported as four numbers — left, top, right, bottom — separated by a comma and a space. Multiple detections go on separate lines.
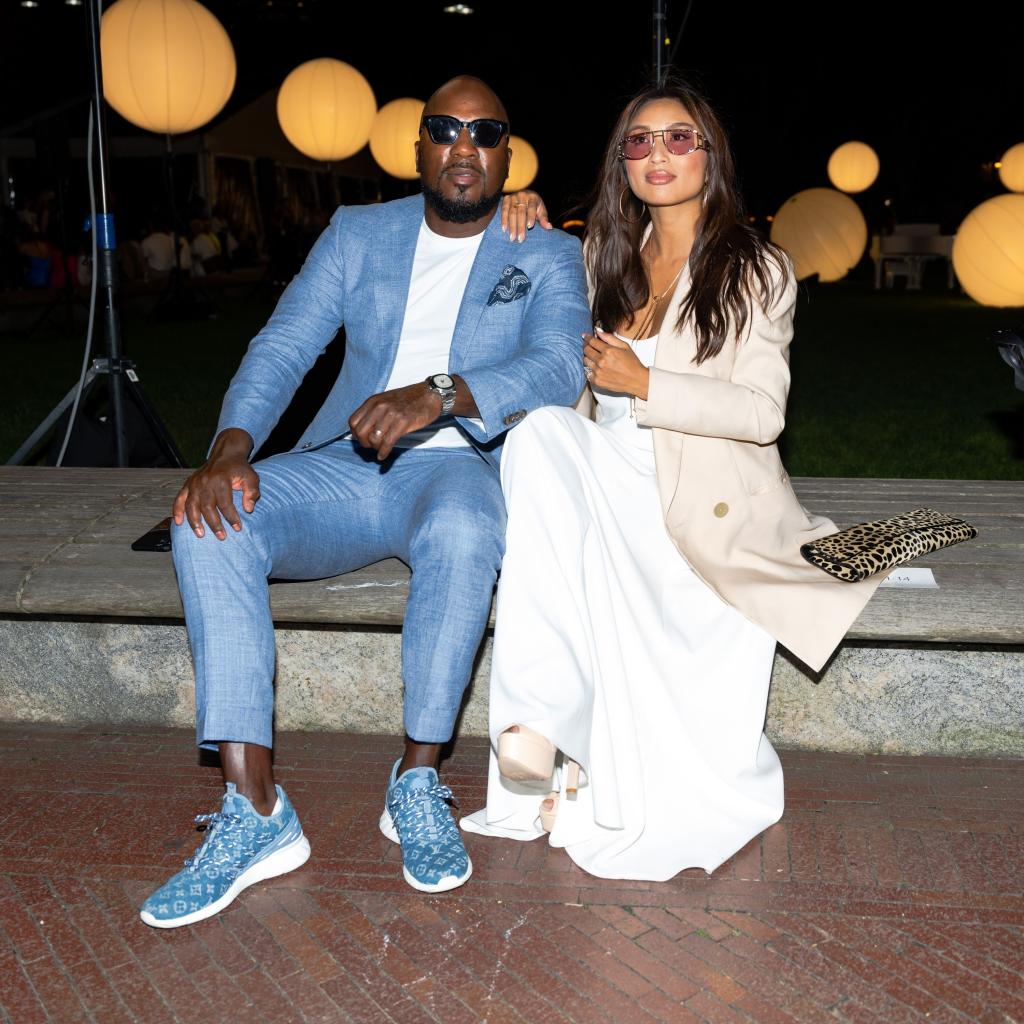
461, 334, 784, 881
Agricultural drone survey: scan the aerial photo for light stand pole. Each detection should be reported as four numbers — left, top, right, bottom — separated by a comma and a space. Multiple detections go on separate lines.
86, 0, 128, 466
9, 0, 185, 468
653, 0, 669, 86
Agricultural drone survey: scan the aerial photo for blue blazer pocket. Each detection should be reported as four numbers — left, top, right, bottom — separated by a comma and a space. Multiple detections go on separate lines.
487, 265, 531, 306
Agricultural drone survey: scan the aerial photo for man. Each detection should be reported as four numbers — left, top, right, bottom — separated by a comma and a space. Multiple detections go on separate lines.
141, 216, 191, 279
140, 76, 589, 927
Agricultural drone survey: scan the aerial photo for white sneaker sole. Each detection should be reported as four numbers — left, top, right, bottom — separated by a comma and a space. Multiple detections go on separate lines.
379, 808, 473, 894
139, 832, 311, 929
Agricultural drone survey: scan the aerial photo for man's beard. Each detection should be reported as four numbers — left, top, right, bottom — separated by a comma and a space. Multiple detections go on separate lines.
422, 180, 502, 224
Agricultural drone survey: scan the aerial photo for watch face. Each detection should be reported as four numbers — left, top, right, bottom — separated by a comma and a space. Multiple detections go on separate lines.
432, 374, 454, 390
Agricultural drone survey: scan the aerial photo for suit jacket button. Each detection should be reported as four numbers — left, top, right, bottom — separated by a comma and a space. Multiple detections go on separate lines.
713, 501, 729, 518
301, 442, 312, 449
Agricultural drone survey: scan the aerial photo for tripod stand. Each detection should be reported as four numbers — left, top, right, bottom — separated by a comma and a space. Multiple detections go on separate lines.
7, 0, 184, 468
7, 356, 184, 466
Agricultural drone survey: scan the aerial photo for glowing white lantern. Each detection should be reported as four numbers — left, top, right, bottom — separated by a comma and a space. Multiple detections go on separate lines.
952, 194, 1024, 306
997, 143, 1024, 193
370, 98, 425, 180
277, 59, 376, 162
827, 141, 880, 194
504, 135, 538, 193
101, 0, 235, 134
770, 188, 868, 282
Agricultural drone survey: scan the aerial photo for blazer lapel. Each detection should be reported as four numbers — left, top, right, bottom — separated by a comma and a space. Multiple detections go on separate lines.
371, 199, 423, 390
448, 209, 506, 373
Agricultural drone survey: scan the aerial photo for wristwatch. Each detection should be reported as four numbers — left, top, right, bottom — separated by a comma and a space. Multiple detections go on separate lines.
426, 373, 457, 415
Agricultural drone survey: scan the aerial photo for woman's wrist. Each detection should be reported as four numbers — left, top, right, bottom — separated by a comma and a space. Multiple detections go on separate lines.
634, 367, 650, 402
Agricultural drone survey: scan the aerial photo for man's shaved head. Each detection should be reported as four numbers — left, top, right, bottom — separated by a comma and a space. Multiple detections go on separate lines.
423, 76, 508, 124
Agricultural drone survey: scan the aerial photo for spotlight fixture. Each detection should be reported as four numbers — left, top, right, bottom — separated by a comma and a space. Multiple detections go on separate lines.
443, 4, 474, 13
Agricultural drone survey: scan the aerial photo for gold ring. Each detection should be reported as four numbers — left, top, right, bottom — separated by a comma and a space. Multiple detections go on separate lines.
372, 428, 383, 439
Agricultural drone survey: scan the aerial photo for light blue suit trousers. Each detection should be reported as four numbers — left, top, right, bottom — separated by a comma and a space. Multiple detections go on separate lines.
173, 196, 590, 748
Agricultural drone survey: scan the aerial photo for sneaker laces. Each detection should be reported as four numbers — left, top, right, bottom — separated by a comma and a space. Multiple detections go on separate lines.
389, 782, 460, 845
184, 812, 255, 872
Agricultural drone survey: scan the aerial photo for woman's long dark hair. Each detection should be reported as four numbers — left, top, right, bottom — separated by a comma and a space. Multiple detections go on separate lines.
585, 76, 786, 364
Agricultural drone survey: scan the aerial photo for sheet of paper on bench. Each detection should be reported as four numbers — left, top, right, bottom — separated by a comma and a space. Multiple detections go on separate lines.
879, 567, 938, 589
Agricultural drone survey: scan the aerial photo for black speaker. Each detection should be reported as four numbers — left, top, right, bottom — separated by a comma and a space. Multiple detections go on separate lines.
46, 394, 169, 467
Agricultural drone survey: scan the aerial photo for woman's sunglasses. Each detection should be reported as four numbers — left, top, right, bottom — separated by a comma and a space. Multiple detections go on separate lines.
618, 127, 710, 160
420, 115, 509, 149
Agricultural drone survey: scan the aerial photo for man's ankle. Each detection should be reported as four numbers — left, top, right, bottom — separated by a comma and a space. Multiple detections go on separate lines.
218, 741, 277, 814
397, 738, 443, 777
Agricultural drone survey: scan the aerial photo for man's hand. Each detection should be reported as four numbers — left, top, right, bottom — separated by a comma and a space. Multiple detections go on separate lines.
349, 383, 443, 461
172, 428, 259, 540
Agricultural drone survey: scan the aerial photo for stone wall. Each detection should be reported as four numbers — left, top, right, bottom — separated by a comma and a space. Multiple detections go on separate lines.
2, 618, 1021, 757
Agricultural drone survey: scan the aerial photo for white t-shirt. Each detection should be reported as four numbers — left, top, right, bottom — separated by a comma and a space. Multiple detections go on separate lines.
141, 231, 191, 274
384, 219, 485, 448
191, 232, 221, 276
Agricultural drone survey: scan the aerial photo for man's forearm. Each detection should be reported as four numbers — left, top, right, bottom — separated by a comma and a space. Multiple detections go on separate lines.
209, 427, 255, 462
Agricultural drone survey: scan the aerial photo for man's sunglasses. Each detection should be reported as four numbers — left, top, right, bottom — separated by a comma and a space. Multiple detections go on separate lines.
420, 115, 509, 149
618, 127, 710, 160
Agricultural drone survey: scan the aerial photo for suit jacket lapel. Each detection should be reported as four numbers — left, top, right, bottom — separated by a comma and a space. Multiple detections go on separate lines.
448, 208, 506, 373
372, 199, 423, 391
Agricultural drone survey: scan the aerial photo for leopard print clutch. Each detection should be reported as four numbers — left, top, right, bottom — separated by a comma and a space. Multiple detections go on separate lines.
799, 507, 977, 583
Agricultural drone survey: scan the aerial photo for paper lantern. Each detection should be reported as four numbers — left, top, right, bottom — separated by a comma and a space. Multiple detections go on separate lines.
369, 98, 425, 180
770, 188, 867, 282
101, 0, 235, 134
277, 59, 376, 162
827, 141, 879, 193
998, 143, 1024, 193
951, 194, 1024, 306
504, 136, 538, 193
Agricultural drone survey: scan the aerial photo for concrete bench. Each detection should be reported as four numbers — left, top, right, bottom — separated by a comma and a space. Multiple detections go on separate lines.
1, 466, 1021, 756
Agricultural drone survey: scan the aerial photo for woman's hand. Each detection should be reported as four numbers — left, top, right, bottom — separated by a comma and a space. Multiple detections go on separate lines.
583, 330, 650, 400
500, 190, 551, 242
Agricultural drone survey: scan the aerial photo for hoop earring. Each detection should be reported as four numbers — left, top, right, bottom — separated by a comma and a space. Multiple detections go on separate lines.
618, 187, 645, 224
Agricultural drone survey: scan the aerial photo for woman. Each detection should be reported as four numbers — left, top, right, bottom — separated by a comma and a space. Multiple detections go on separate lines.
460, 78, 879, 881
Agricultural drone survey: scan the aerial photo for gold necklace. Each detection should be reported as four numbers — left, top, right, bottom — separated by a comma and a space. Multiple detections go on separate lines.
628, 259, 686, 341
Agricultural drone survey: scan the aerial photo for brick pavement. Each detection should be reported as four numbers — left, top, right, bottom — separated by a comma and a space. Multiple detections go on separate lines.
0, 726, 1020, 1023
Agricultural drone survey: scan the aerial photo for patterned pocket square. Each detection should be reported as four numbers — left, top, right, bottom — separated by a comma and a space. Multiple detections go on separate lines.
487, 265, 531, 306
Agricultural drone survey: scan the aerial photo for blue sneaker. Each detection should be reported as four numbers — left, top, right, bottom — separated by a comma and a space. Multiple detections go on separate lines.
140, 783, 310, 929
379, 761, 472, 893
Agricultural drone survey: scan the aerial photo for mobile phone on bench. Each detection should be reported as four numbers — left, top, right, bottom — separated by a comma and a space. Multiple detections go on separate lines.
132, 517, 172, 552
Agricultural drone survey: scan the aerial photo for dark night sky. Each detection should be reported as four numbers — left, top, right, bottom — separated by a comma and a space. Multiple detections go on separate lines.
3, 0, 1021, 230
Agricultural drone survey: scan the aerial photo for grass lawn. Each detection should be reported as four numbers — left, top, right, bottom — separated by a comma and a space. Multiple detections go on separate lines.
2, 276, 1022, 479
782, 280, 1023, 479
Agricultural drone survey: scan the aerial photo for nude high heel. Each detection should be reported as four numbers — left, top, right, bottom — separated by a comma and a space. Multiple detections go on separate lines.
539, 760, 580, 833
497, 725, 556, 782
539, 792, 559, 833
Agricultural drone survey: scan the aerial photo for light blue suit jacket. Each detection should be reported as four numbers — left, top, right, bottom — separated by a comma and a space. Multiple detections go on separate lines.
216, 195, 590, 468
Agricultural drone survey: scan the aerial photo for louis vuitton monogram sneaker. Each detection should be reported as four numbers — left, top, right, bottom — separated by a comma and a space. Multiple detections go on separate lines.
140, 783, 310, 928
379, 761, 472, 893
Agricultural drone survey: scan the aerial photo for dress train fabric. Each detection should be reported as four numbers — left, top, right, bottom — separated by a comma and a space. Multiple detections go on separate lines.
461, 337, 784, 880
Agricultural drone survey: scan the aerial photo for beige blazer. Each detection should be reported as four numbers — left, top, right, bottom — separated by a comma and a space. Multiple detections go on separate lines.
578, 251, 879, 672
